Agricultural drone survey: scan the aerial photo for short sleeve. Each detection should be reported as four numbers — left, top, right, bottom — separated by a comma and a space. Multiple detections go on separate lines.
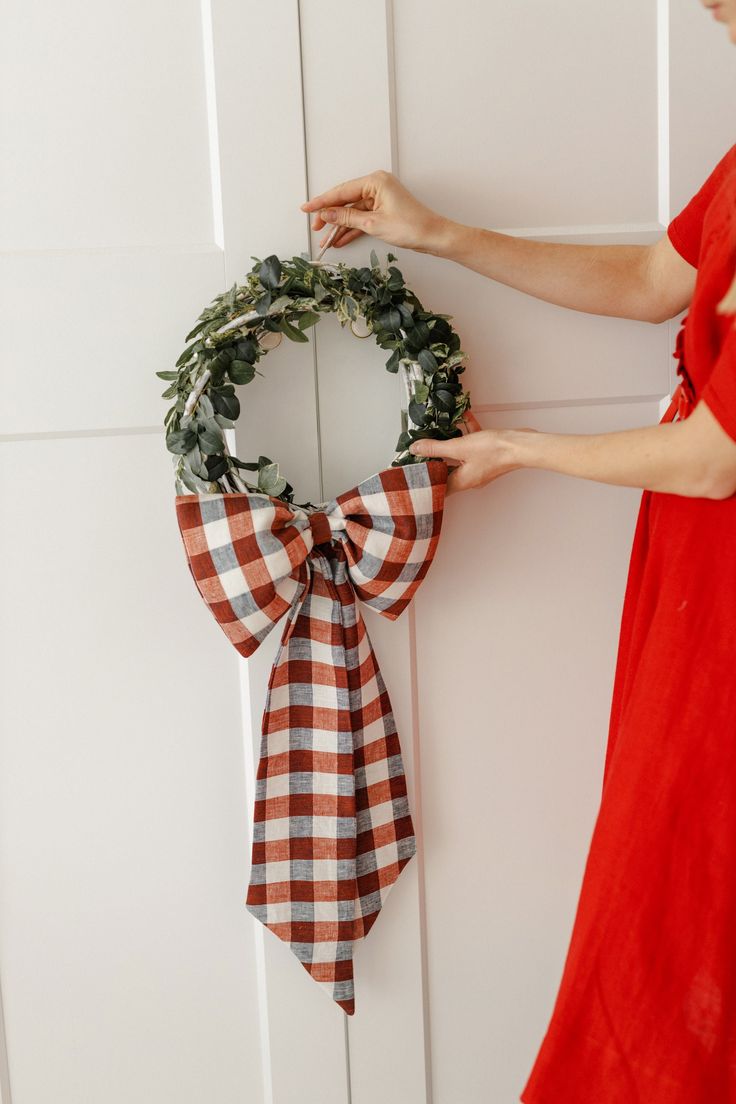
700, 318, 736, 444
667, 144, 736, 268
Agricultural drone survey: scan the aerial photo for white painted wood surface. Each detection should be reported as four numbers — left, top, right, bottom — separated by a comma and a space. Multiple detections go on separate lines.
1, 1, 735, 1102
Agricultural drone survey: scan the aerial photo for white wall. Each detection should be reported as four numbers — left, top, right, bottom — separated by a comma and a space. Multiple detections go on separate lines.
1, 1, 734, 1102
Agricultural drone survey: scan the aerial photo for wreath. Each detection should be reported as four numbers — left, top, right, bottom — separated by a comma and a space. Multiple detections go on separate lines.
158, 248, 472, 504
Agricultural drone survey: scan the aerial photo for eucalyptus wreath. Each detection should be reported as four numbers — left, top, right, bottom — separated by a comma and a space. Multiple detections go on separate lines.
159, 248, 472, 505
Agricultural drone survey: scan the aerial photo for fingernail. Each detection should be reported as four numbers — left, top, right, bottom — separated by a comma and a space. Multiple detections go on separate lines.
321, 208, 335, 222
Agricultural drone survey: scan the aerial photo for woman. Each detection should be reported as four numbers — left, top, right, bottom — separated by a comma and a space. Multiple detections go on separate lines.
300, 1, 736, 1099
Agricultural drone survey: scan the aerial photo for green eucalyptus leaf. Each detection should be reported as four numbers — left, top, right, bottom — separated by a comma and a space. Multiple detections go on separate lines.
408, 400, 429, 426
228, 360, 256, 385
235, 337, 258, 364
156, 370, 179, 380
385, 348, 401, 373
179, 466, 214, 493
418, 348, 439, 375
397, 303, 414, 329
198, 427, 225, 454
258, 462, 285, 495
176, 342, 201, 367
259, 255, 282, 290
387, 266, 404, 291
184, 318, 208, 342
429, 319, 452, 341
255, 291, 272, 316
433, 388, 456, 413
230, 457, 260, 471
201, 415, 225, 436
211, 390, 240, 419
297, 310, 320, 330
184, 442, 208, 478
167, 428, 198, 455
279, 317, 309, 343
205, 455, 229, 481
269, 294, 292, 313
404, 321, 431, 352
379, 306, 402, 332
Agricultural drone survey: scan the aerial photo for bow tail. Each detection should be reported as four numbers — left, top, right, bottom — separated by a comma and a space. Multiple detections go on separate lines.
244, 543, 416, 1016
340, 558, 418, 936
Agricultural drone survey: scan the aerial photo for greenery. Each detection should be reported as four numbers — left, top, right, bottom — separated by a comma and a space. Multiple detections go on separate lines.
159, 248, 472, 504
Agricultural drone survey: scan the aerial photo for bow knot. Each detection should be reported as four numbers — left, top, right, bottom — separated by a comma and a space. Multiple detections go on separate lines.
174, 459, 448, 1015
306, 508, 334, 549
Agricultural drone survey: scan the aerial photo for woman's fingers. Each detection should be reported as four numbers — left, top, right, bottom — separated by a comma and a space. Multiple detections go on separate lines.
317, 198, 372, 250
301, 173, 379, 228
446, 462, 475, 496
323, 227, 363, 249
301, 169, 445, 255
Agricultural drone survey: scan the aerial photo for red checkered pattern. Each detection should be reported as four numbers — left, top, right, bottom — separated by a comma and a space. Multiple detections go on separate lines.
174, 459, 448, 1014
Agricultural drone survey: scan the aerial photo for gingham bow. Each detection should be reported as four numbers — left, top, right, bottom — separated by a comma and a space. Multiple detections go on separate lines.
174, 459, 448, 1014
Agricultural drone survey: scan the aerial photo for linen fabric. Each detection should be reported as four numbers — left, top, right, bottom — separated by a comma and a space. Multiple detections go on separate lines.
175, 459, 448, 1015
521, 144, 736, 1102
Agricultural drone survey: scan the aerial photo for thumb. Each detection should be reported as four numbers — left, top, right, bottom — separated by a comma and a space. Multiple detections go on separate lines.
408, 436, 465, 461
320, 204, 371, 231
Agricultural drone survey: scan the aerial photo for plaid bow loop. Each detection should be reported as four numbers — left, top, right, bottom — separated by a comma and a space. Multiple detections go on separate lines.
175, 459, 448, 1014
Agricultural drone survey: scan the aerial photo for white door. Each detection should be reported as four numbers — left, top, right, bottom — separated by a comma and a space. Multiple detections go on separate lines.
2, 2, 734, 1103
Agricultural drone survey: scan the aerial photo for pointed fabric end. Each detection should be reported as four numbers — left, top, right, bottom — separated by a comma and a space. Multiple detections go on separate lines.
297, 946, 357, 1017
246, 901, 360, 1016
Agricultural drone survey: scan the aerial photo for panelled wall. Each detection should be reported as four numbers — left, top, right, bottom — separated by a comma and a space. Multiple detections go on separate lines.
1, 2, 734, 1103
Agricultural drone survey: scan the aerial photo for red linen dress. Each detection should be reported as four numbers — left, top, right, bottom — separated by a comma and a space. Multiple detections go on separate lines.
520, 143, 736, 1103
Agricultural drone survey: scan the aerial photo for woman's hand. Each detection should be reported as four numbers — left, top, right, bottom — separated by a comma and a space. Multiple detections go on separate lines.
408, 412, 534, 495
300, 169, 451, 256
410, 400, 736, 501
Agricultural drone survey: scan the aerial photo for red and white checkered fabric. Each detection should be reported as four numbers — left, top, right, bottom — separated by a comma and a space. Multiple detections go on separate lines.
174, 459, 448, 1014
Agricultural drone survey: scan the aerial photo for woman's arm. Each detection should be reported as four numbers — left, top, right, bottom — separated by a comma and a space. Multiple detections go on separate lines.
430, 221, 696, 325
301, 169, 696, 324
409, 401, 736, 501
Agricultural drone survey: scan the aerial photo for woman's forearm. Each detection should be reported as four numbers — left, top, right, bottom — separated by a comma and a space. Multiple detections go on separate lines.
505, 419, 728, 499
428, 220, 658, 324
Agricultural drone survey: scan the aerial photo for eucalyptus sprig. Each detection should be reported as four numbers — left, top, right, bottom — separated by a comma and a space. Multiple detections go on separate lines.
159, 248, 471, 503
